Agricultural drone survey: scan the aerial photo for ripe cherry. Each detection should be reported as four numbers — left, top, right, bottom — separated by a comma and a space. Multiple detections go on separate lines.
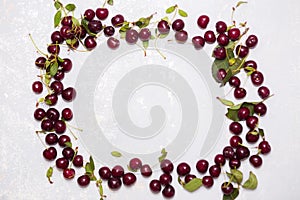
214, 154, 226, 166
236, 45, 249, 58
162, 184, 175, 198
236, 146, 250, 160
221, 182, 234, 195
99, 166, 112, 180
62, 108, 73, 121
228, 28, 240, 41
217, 33, 229, 46
175, 30, 188, 43
84, 9, 95, 21
129, 157, 142, 171
244, 60, 258, 72
204, 30, 216, 43
104, 26, 115, 37
177, 162, 191, 176
246, 132, 259, 143
230, 136, 243, 148
73, 155, 84, 167
160, 159, 174, 174
96, 8, 109, 20
258, 86, 270, 99
111, 165, 124, 178
215, 21, 227, 33
108, 177, 122, 190
249, 155, 263, 167
63, 168, 75, 179
258, 141, 271, 154
111, 14, 124, 27
35, 57, 46, 68
62, 87, 76, 102
202, 176, 214, 188
246, 116, 259, 130
84, 36, 97, 50
213, 46, 226, 60
197, 15, 209, 29
56, 157, 69, 169
196, 159, 209, 173
172, 19, 185, 31
45, 133, 58, 145
246, 35, 258, 48
229, 158, 241, 169
141, 164, 152, 177
62, 147, 75, 160
254, 102, 267, 116
209, 165, 221, 177
229, 76, 241, 88
32, 81, 43, 94
43, 147, 57, 160
251, 71, 264, 86
51, 31, 64, 44
159, 173, 172, 185
238, 107, 250, 120
192, 36, 205, 49
107, 37, 120, 49
58, 135, 71, 147
234, 87, 247, 99
77, 175, 90, 187
122, 172, 137, 186
223, 146, 235, 159
157, 20, 170, 34
149, 179, 161, 193
184, 174, 196, 183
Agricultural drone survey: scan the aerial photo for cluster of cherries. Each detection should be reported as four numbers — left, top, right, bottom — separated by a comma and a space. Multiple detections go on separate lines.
31, 1, 272, 199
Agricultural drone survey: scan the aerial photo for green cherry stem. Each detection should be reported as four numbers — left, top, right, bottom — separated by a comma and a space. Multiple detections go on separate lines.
29, 34, 48, 57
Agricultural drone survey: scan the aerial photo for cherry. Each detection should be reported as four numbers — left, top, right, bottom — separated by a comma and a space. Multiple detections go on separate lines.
246, 35, 258, 48
61, 108, 73, 121
209, 164, 221, 178
61, 58, 72, 73
47, 44, 60, 55
175, 30, 188, 43
122, 172, 136, 186
234, 87, 247, 99
229, 76, 241, 88
204, 30, 216, 43
77, 175, 90, 187
202, 176, 214, 188
254, 102, 267, 116
139, 28, 151, 41
56, 157, 69, 169
50, 81, 64, 95
238, 107, 250, 120
62, 87, 76, 102
88, 20, 103, 34
192, 36, 205, 49
60, 26, 73, 40
258, 141, 271, 154
84, 9, 95, 21
46, 108, 60, 122
160, 159, 174, 174
54, 120, 66, 134
58, 135, 71, 147
229, 158, 241, 169
108, 177, 122, 190
184, 174, 196, 183
67, 39, 79, 50
32, 81, 43, 94
249, 155, 263, 167
162, 184, 175, 198
236, 146, 250, 160
51, 31, 64, 44
129, 157, 142, 171
75, 26, 87, 39
230, 136, 243, 148
251, 71, 264, 86
111, 165, 124, 178
54, 70, 65, 81
244, 60, 258, 72
111, 14, 124, 27
34, 108, 46, 121
229, 122, 243, 135
246, 132, 259, 143
73, 155, 84, 167
215, 21, 227, 33
217, 68, 227, 81
63, 168, 75, 179
41, 119, 54, 131
217, 33, 229, 46
45, 94, 58, 106
159, 173, 172, 185
177, 162, 191, 176
213, 46, 226, 60
235, 45, 249, 58
84, 36, 97, 50
141, 164, 152, 177
62, 147, 75, 160
35, 57, 46, 68
196, 159, 209, 173
258, 86, 270, 99
197, 15, 209, 29
125, 29, 139, 44
45, 133, 58, 145
99, 166, 111, 180
172, 19, 185, 31
214, 154, 226, 166
107, 37, 120, 49
96, 8, 109, 20
149, 179, 161, 193
104, 26, 115, 37
221, 182, 234, 195
223, 146, 235, 159
43, 147, 57, 160
157, 20, 170, 34
228, 28, 240, 41
61, 16, 72, 27
246, 116, 259, 130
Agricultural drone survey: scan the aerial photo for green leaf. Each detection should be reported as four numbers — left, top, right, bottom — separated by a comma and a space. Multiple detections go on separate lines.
111, 151, 122, 157
158, 148, 168, 162
143, 41, 149, 49
65, 4, 76, 12
150, 35, 156, 40
44, 76, 51, 85
161, 16, 169, 23
81, 18, 97, 36
46, 167, 54, 184
223, 188, 239, 200
127, 165, 138, 172
236, 1, 248, 7
57, 56, 64, 63
211, 59, 230, 83
49, 61, 58, 76
72, 17, 80, 26
54, 1, 61, 10
258, 128, 265, 138
107, 0, 114, 6
54, 10, 62, 28
242, 171, 258, 190
183, 178, 202, 192
178, 176, 185, 186
136, 17, 151, 28
226, 102, 256, 121
64, 142, 72, 148
217, 97, 234, 107
166, 6, 176, 14
230, 169, 243, 184
158, 33, 169, 39
178, 9, 188, 17
85, 156, 95, 174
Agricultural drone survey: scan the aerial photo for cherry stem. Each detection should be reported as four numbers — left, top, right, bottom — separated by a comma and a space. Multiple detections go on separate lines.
35, 131, 48, 149
154, 35, 166, 59
29, 34, 48, 57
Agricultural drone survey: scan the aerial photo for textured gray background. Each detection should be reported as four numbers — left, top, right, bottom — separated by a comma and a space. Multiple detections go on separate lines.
0, 0, 300, 199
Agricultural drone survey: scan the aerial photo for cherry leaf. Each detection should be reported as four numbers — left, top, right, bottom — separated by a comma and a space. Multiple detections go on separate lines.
258, 128, 265, 138
54, 10, 62, 28
64, 141, 72, 148
111, 151, 122, 157
158, 148, 168, 162
85, 156, 95, 174
143, 41, 149, 49
236, 1, 248, 8
158, 33, 169, 39
54, 1, 61, 10
230, 169, 243, 184
107, 0, 114, 6
81, 18, 97, 36
65, 4, 76, 12
165, 6, 176, 14
223, 188, 239, 200
242, 171, 258, 190
183, 178, 202, 192
217, 97, 234, 107
178, 9, 188, 17
50, 61, 59, 76
46, 167, 54, 184
72, 17, 80, 27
